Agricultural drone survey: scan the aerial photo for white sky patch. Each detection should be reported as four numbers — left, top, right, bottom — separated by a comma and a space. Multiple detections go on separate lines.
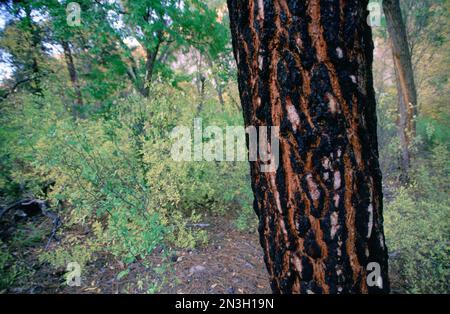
124, 36, 140, 48
0, 62, 13, 82
0, 14, 5, 29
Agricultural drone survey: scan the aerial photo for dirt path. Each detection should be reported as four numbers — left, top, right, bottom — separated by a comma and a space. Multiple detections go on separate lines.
1, 212, 271, 294
161, 217, 271, 294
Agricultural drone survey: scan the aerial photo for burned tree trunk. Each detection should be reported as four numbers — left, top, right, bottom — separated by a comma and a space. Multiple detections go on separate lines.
383, 0, 417, 180
228, 0, 389, 293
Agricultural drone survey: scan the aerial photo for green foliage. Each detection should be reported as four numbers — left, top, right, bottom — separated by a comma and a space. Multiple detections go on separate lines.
234, 203, 258, 232
9, 223, 47, 249
385, 145, 450, 293
38, 241, 97, 270
0, 81, 252, 272
0, 240, 29, 290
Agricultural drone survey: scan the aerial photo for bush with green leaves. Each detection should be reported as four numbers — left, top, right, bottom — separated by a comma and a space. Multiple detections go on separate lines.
0, 83, 254, 268
384, 145, 450, 293
0, 240, 29, 290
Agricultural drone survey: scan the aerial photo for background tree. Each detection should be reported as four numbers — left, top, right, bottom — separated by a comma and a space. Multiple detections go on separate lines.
383, 0, 418, 180
0, 0, 47, 96
228, 0, 389, 293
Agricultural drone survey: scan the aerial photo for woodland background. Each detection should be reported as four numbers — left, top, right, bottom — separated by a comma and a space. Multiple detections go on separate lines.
0, 0, 448, 293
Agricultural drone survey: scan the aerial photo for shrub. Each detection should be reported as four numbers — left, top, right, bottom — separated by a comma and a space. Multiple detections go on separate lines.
384, 144, 450, 293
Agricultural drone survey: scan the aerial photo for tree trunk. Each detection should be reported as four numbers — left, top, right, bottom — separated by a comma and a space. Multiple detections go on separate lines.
24, 5, 42, 95
228, 0, 389, 294
61, 40, 84, 109
383, 0, 418, 180
141, 32, 163, 98
206, 56, 226, 108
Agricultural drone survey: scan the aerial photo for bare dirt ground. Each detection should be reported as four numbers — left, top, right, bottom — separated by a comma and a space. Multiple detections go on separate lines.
1, 211, 271, 294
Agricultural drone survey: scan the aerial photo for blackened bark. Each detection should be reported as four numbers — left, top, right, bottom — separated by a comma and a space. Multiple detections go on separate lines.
383, 0, 417, 179
61, 40, 83, 108
228, 0, 389, 294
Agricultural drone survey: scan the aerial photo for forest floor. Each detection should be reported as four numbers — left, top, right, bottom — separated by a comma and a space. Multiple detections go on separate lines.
1, 203, 406, 294
1, 209, 271, 294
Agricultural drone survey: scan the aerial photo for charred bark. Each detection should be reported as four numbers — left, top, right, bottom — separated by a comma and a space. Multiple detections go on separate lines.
228, 0, 389, 294
383, 0, 417, 180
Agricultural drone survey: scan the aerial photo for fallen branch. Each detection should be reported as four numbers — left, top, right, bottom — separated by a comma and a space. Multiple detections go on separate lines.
0, 198, 61, 249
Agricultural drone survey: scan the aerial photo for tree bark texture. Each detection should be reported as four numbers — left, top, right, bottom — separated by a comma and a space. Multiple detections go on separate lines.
228, 0, 390, 294
383, 0, 418, 177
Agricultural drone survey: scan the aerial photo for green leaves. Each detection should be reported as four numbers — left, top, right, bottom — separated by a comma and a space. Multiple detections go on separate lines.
117, 269, 130, 280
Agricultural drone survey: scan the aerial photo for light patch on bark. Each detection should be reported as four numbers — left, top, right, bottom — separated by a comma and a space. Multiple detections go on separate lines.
257, 0, 264, 21
292, 255, 302, 274
337, 238, 343, 257
306, 174, 320, 200
330, 211, 339, 239
287, 104, 301, 132
258, 55, 264, 70
270, 174, 283, 213
333, 170, 341, 190
322, 157, 331, 169
367, 204, 374, 238
326, 92, 339, 114
269, 172, 290, 245
295, 34, 303, 49
333, 194, 340, 208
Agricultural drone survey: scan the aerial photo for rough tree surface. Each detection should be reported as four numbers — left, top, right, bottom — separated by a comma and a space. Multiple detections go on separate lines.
228, 0, 390, 294
383, 0, 418, 176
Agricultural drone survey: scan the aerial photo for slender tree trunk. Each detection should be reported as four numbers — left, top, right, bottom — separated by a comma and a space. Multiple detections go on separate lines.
61, 40, 83, 108
383, 0, 418, 180
24, 5, 42, 95
206, 56, 226, 108
141, 32, 163, 98
228, 0, 389, 294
